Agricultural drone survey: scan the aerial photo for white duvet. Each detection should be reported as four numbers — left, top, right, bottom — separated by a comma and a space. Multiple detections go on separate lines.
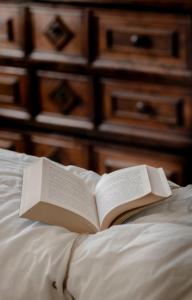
0, 149, 192, 300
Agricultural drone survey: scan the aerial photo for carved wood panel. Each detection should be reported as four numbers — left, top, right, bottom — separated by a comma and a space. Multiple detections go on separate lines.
30, 5, 87, 63
0, 66, 30, 120
44, 15, 73, 51
101, 78, 192, 132
0, 4, 24, 58
0, 130, 25, 152
93, 146, 185, 185
36, 70, 94, 130
29, 133, 90, 168
94, 10, 191, 73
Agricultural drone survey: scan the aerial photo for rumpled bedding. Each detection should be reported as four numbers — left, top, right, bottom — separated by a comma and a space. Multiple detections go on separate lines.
0, 149, 192, 300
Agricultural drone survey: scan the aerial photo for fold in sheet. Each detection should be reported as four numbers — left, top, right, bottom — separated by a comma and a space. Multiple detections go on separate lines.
0, 149, 82, 300
1, 149, 192, 300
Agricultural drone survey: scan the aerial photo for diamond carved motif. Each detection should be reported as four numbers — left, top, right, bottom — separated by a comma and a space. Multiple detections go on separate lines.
44, 16, 73, 51
50, 80, 81, 114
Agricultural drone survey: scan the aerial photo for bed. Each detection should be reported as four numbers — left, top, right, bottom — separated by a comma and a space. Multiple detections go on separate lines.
0, 148, 192, 300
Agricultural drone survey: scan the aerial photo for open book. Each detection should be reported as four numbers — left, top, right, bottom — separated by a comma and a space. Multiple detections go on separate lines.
19, 158, 172, 233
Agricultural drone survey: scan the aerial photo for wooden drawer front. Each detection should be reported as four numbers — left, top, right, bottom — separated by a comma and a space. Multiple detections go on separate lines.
101, 79, 192, 131
30, 134, 89, 168
94, 11, 191, 71
0, 131, 25, 152
0, 5, 24, 58
36, 71, 94, 130
30, 6, 87, 63
0, 67, 30, 120
93, 146, 185, 185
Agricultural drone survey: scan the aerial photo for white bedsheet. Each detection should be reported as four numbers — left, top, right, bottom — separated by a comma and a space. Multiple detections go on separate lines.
0, 149, 192, 300
0, 149, 79, 300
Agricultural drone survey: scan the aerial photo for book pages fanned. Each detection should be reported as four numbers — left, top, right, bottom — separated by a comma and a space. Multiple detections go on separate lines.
20, 159, 171, 233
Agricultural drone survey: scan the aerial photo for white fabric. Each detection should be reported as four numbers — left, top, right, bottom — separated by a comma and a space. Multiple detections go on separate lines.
0, 149, 79, 300
67, 186, 192, 300
0, 149, 192, 300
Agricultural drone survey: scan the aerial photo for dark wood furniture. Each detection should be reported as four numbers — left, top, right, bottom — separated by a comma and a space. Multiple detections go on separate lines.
0, 0, 192, 185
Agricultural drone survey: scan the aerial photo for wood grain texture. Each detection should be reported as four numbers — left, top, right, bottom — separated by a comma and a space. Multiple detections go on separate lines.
29, 5, 88, 64
28, 133, 90, 168
0, 0, 192, 184
0, 4, 24, 58
0, 66, 30, 120
92, 145, 186, 185
36, 70, 94, 130
93, 10, 191, 74
0, 130, 25, 152
100, 78, 192, 132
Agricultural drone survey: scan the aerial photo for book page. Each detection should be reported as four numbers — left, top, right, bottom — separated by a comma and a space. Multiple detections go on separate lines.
95, 165, 151, 228
42, 158, 99, 230
149, 167, 171, 196
19, 159, 43, 215
111, 202, 158, 226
